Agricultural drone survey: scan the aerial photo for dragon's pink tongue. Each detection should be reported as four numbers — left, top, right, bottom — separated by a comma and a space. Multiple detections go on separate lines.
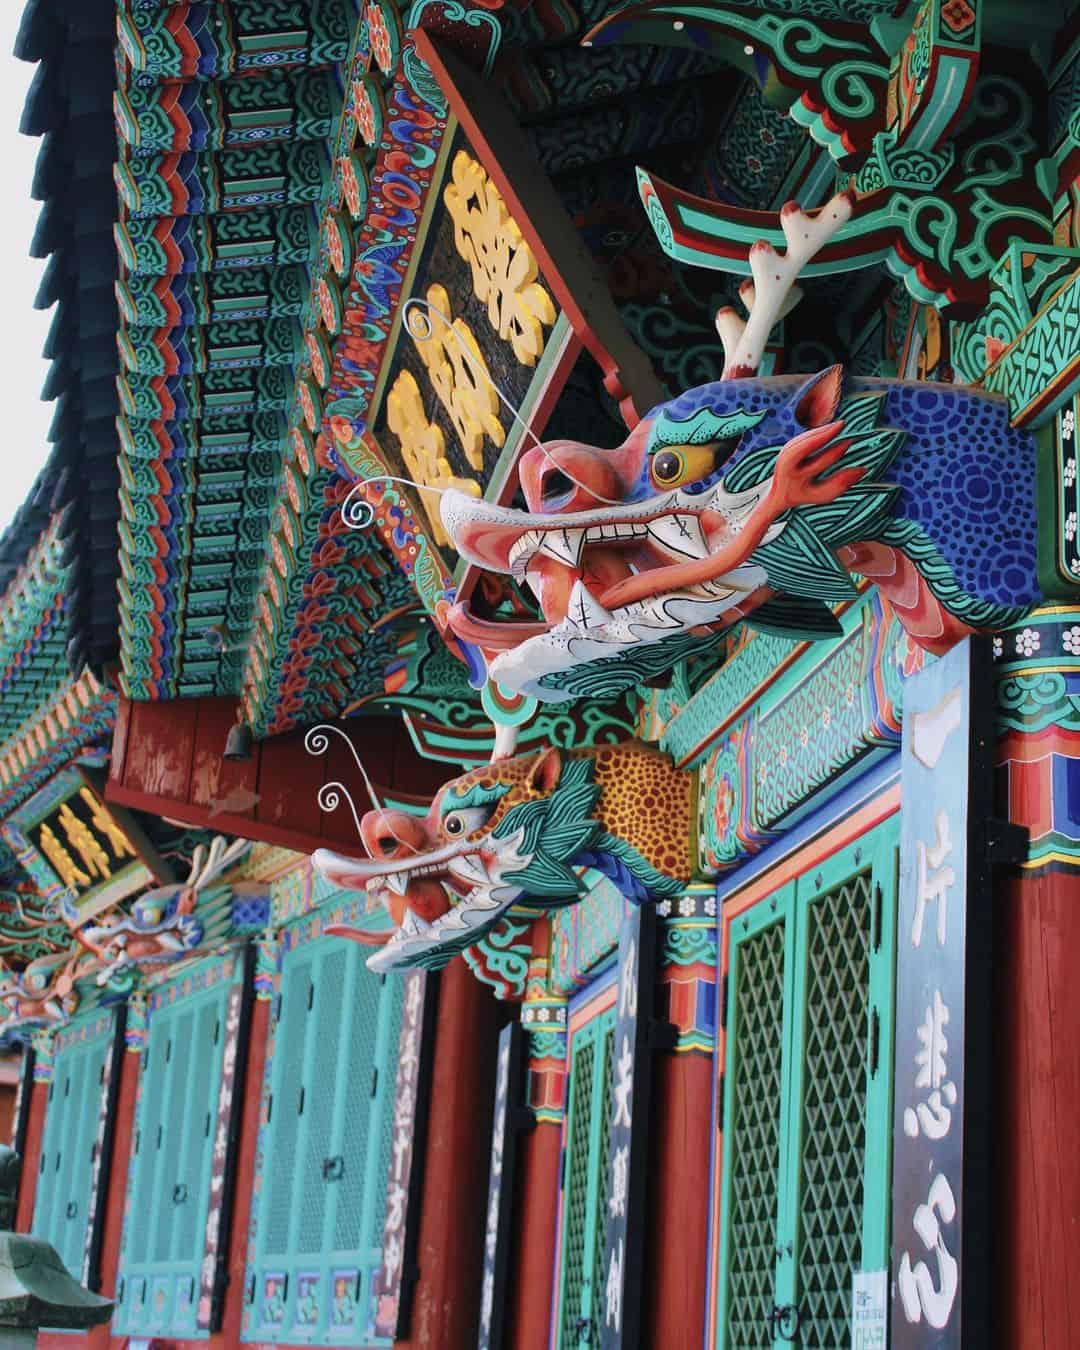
522, 554, 577, 623
447, 606, 549, 651
386, 880, 450, 927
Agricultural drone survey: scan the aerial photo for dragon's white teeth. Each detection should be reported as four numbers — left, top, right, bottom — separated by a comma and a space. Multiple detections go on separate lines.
400, 908, 433, 938
462, 891, 503, 911
434, 907, 470, 932
387, 873, 409, 896
567, 579, 613, 629
448, 854, 488, 884
509, 530, 541, 562
647, 513, 708, 559
539, 528, 585, 567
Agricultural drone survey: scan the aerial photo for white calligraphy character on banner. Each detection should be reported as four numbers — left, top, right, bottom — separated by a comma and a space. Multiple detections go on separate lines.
612, 1036, 633, 1129
898, 1174, 959, 1329
605, 1238, 624, 1331
903, 989, 957, 1140
619, 938, 637, 1019
608, 1144, 629, 1220
913, 810, 955, 947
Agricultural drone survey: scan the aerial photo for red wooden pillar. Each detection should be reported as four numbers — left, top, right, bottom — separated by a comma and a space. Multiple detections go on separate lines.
509, 1121, 562, 1350
994, 611, 1080, 1348
646, 894, 717, 1348
14, 1071, 47, 1233
646, 1053, 713, 1347
995, 872, 1080, 1349
509, 997, 567, 1350
395, 957, 501, 1350
85, 1025, 141, 1350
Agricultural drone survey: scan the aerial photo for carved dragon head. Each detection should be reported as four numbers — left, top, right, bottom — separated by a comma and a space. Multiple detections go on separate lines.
313, 741, 691, 973
441, 196, 1038, 700
81, 836, 250, 985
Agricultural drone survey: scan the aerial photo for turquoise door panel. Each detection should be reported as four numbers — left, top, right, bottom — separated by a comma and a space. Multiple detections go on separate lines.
242, 933, 404, 1344
113, 960, 236, 1339
33, 1014, 114, 1283
554, 1004, 616, 1350
715, 816, 900, 1349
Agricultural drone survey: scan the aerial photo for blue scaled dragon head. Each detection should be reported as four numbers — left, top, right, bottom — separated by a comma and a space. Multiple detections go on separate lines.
438, 365, 1039, 701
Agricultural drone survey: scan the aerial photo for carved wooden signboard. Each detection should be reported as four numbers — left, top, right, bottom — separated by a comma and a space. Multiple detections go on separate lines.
370, 971, 437, 1339
3, 766, 167, 922
599, 906, 663, 1350
891, 639, 993, 1347
367, 123, 566, 565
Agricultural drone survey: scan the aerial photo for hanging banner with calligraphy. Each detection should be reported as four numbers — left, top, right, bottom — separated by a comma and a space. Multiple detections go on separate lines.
600, 906, 668, 1350
370, 971, 438, 1340
82, 1004, 127, 1292
477, 1020, 530, 1350
891, 639, 994, 1348
202, 944, 255, 1331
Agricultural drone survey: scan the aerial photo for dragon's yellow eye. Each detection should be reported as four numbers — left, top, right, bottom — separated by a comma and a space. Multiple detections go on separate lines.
649, 443, 723, 489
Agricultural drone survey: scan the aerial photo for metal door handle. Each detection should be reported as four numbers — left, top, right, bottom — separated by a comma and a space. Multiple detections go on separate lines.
173, 1182, 188, 1204
64, 1200, 77, 1219
769, 1303, 801, 1341
322, 1155, 345, 1181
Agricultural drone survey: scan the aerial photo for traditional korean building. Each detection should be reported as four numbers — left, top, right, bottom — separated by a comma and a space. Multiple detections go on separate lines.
2, 0, 1079, 1348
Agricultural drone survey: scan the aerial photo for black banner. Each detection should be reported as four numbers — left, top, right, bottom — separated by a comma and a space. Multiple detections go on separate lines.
371, 970, 438, 1339
891, 639, 998, 1348
600, 906, 667, 1350
477, 1020, 529, 1350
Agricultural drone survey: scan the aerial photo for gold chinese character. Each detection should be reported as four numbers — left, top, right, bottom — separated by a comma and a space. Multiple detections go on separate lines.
444, 151, 556, 367
58, 803, 112, 881
78, 788, 135, 862
387, 370, 456, 546
407, 284, 504, 470
38, 823, 90, 891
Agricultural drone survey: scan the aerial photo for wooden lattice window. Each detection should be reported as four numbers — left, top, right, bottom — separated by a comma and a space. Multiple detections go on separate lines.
241, 933, 403, 1344
715, 817, 898, 1349
554, 1001, 617, 1350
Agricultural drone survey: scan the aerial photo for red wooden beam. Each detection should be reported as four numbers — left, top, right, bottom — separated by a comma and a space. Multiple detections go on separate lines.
106, 697, 449, 857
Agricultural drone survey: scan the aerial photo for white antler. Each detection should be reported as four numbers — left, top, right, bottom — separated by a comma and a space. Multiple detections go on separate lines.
188, 835, 250, 893
716, 191, 853, 379
491, 721, 519, 762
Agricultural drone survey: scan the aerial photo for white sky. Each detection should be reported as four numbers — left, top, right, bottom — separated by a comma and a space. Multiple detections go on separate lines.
0, 9, 57, 535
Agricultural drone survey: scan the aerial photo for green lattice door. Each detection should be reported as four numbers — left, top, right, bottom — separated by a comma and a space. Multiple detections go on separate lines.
242, 932, 403, 1344
554, 1003, 616, 1350
33, 1013, 115, 1282
113, 962, 236, 1339
716, 819, 898, 1349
